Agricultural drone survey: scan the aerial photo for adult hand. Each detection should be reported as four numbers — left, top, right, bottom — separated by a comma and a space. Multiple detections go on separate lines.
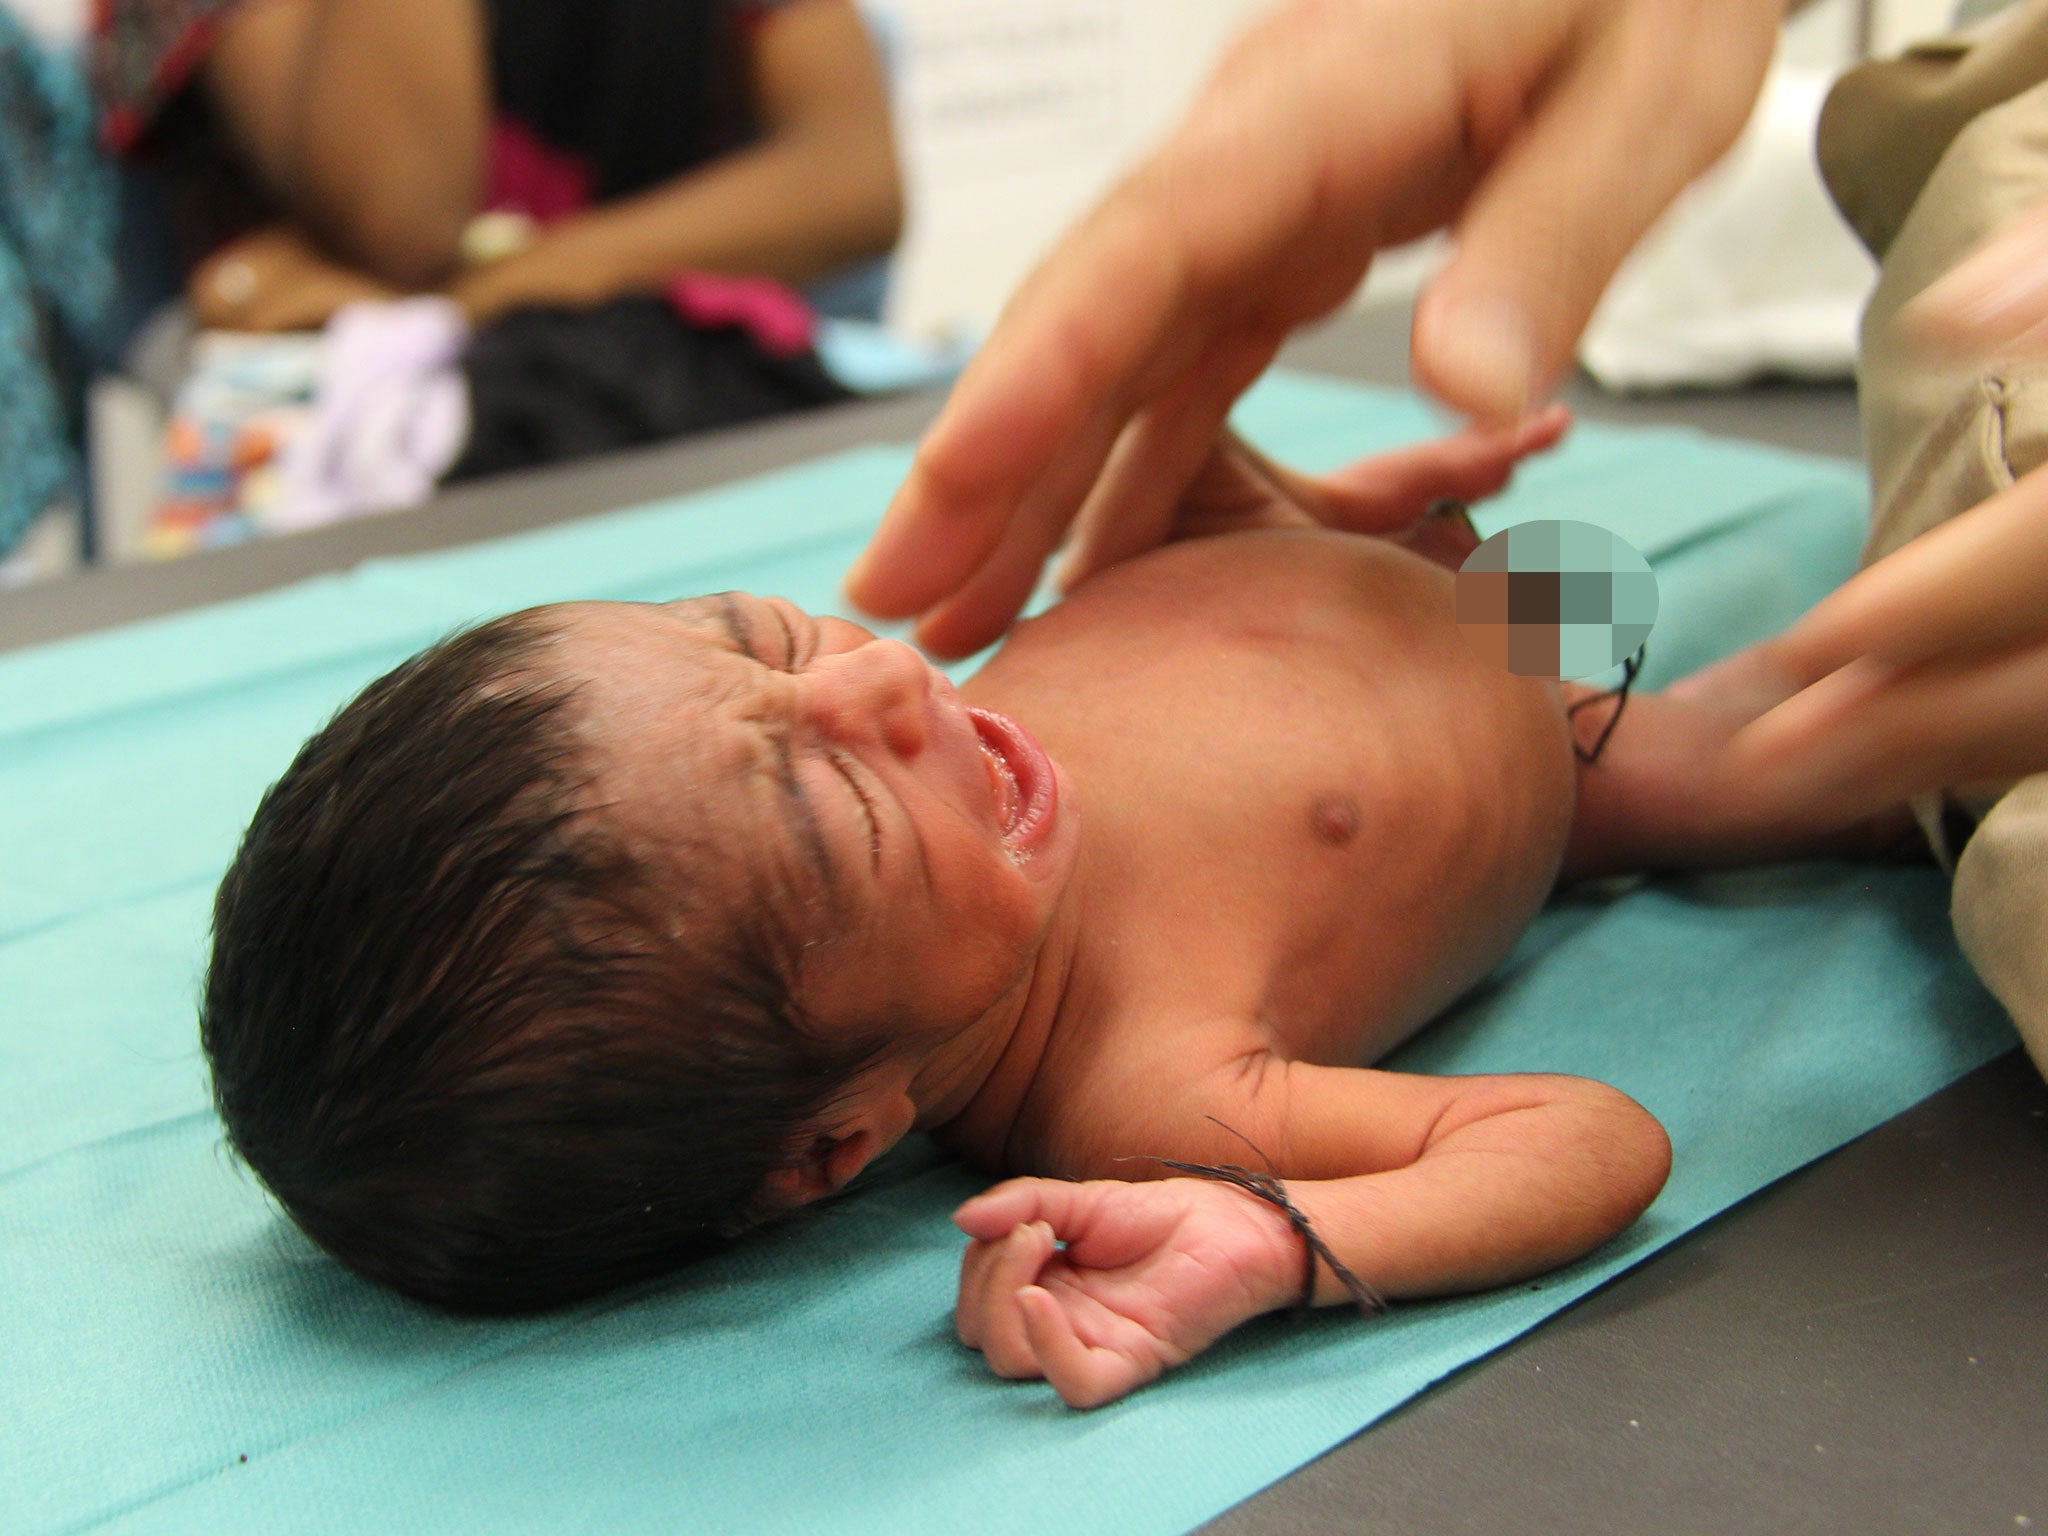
1709, 460, 2048, 823
1695, 204, 2048, 821
953, 1177, 1301, 1409
847, 0, 1784, 654
1565, 647, 1924, 878
447, 226, 625, 326
190, 226, 399, 333
1903, 191, 2048, 354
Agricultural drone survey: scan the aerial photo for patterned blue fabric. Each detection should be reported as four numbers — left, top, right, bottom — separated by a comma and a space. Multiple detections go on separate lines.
0, 12, 118, 557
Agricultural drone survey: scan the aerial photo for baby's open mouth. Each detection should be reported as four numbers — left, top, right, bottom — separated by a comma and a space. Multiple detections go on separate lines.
968, 708, 1057, 857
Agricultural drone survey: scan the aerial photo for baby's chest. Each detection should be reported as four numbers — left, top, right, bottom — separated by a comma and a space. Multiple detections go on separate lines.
1062, 631, 1409, 856
1080, 784, 1424, 1058
1067, 654, 1500, 1052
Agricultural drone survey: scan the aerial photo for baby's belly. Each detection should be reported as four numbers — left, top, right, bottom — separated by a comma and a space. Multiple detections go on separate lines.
1119, 754, 1569, 1065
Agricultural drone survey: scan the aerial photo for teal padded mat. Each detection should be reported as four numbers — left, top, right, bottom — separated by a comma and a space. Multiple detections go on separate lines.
0, 374, 2014, 1535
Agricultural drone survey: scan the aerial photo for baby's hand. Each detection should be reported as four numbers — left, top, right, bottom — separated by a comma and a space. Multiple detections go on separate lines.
1053, 407, 1571, 601
952, 1176, 1303, 1408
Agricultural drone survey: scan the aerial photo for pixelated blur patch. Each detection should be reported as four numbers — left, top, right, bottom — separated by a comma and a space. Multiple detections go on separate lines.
1456, 519, 1657, 680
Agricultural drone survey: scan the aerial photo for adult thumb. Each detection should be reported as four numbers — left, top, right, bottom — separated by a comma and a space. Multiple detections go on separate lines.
1412, 8, 1775, 421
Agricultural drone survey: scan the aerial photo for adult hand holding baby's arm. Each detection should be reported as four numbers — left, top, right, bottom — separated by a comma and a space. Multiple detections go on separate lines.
1591, 466, 2048, 839
953, 1177, 1304, 1409
1684, 207, 2048, 824
1561, 657, 1926, 878
1709, 462, 2048, 825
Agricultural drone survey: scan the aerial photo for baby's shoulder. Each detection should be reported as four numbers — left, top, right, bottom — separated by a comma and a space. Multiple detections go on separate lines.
1089, 525, 1372, 598
1016, 1006, 1277, 1179
1013, 528, 1432, 657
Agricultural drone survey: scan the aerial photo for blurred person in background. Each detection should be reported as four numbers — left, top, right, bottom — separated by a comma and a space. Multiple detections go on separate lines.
95, 0, 902, 332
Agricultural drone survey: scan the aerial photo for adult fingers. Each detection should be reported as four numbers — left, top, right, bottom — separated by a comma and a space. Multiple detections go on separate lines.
1055, 328, 1283, 591
1661, 639, 1803, 707
907, 455, 1099, 657
1772, 459, 2048, 681
240, 287, 338, 335
1903, 195, 2048, 356
845, 192, 1201, 623
1053, 401, 1571, 601
1018, 1287, 1158, 1410
900, 376, 1146, 657
848, 0, 1367, 627
1727, 638, 2048, 822
1413, 1, 1777, 422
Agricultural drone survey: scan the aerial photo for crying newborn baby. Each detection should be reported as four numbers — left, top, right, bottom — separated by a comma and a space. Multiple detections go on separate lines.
205, 466, 1904, 1407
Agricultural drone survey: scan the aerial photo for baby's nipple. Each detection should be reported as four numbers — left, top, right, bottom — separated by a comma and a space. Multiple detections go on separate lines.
1310, 794, 1361, 848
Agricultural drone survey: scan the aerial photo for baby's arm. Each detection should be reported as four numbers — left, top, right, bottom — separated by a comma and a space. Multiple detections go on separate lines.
1055, 408, 1569, 590
1561, 650, 1923, 880
953, 1060, 1668, 1407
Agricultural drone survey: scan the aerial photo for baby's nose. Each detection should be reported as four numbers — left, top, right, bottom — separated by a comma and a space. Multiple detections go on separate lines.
807, 638, 933, 754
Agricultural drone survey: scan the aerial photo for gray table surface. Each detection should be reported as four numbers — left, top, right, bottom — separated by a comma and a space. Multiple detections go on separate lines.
5, 307, 2043, 1532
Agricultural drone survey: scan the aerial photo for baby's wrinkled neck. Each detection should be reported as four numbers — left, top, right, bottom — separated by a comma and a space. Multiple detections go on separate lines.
917, 873, 1088, 1172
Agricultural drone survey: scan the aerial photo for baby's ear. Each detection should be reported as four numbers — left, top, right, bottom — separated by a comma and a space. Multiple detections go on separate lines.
758, 1079, 917, 1210
758, 1127, 883, 1210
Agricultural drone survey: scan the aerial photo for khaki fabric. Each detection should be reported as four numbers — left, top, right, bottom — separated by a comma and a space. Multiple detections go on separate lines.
1955, 775, 2048, 1074
1818, 0, 2048, 261
1823, 11, 2048, 1075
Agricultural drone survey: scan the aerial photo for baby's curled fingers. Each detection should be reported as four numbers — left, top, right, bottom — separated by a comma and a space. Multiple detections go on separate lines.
956, 1176, 1194, 1272
958, 1221, 1060, 1379
954, 1234, 1003, 1349
955, 1176, 1119, 1247
1017, 1286, 1161, 1410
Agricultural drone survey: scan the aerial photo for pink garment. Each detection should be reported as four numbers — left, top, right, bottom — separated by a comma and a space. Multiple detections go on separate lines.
485, 118, 593, 224
485, 114, 820, 358
666, 272, 816, 357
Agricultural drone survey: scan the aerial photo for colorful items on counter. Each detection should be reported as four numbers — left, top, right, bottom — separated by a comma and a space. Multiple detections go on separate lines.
148, 332, 321, 557
143, 296, 971, 562
271, 299, 472, 534
149, 302, 474, 556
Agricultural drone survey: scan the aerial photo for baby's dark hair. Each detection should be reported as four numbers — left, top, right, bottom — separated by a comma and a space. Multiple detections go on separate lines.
203, 611, 874, 1313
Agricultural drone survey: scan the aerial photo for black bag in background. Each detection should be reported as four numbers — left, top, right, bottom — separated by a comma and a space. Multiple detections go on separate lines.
445, 296, 850, 483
